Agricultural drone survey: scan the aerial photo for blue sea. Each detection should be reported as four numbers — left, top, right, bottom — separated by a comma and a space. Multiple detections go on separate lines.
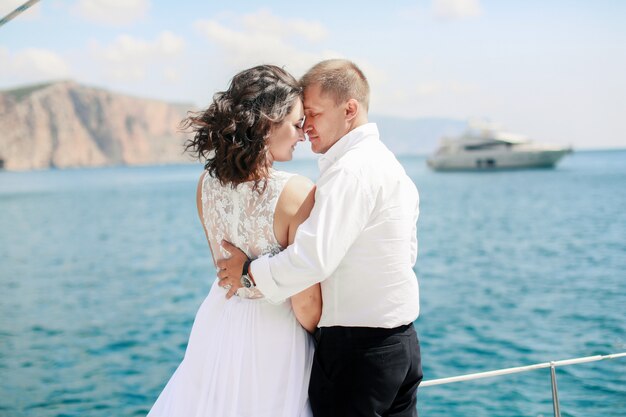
1, 151, 625, 417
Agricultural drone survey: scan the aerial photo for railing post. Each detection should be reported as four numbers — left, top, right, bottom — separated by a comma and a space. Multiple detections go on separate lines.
550, 362, 561, 417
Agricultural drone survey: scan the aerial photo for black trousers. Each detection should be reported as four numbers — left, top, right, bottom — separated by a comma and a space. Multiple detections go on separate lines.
309, 323, 422, 417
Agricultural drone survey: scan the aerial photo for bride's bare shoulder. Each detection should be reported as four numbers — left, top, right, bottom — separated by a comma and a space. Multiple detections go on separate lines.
276, 174, 315, 215
273, 174, 315, 246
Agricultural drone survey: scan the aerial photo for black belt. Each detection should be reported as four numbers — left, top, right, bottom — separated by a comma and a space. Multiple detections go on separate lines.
315, 323, 413, 343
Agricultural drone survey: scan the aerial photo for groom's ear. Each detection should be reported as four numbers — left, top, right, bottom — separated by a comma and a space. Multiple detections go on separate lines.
345, 99, 359, 122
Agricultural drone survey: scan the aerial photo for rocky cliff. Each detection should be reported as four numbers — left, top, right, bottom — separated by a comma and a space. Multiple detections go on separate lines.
0, 81, 195, 170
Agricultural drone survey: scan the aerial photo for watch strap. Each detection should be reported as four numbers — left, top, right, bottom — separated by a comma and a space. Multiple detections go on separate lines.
242, 258, 251, 276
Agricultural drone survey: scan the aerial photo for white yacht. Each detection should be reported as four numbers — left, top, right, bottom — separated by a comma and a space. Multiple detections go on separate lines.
427, 123, 572, 171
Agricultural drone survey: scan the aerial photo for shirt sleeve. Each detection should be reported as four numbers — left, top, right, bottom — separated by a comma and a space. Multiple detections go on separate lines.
410, 189, 420, 266
251, 167, 374, 303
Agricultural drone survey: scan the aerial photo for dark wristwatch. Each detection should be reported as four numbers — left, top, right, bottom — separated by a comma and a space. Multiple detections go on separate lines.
240, 258, 254, 289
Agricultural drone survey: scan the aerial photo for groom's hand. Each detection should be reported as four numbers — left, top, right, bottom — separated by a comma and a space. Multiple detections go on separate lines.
216, 240, 247, 299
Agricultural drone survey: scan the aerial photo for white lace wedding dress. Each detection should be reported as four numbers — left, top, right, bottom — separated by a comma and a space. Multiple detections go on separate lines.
148, 169, 314, 417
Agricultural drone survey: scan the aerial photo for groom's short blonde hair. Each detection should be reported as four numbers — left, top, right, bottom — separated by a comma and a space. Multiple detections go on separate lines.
301, 59, 370, 111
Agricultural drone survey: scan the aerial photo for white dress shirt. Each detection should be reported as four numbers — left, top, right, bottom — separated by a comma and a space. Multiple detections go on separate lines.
252, 123, 420, 328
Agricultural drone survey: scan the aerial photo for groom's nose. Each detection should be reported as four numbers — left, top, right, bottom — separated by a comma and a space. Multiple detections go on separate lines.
303, 120, 314, 135
303, 125, 313, 142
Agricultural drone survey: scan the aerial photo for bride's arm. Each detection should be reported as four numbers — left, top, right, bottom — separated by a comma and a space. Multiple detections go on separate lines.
288, 188, 321, 333
275, 176, 321, 333
196, 171, 219, 268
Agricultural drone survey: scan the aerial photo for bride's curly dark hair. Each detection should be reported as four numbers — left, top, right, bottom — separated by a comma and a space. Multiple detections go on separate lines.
182, 65, 302, 191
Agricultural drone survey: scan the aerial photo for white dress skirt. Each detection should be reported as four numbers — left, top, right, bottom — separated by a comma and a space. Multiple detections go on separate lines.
148, 170, 314, 417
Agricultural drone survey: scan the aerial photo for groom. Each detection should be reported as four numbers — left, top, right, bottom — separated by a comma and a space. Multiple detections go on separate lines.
217, 59, 422, 417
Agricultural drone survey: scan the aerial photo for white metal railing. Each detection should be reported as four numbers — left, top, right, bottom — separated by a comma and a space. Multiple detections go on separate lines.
420, 352, 626, 417
0, 0, 40, 28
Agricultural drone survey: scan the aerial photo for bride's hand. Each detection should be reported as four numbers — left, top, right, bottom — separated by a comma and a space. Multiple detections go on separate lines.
216, 240, 247, 299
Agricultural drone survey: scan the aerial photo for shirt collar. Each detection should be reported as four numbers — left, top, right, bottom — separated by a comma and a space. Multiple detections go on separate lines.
318, 123, 379, 174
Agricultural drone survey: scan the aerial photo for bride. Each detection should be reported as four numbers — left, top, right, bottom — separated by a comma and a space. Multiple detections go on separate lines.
147, 65, 321, 417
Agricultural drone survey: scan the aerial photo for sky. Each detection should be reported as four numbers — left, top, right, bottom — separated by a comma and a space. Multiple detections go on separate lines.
1, 0, 625, 149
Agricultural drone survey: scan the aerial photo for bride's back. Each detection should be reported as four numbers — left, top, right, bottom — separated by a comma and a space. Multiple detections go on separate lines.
200, 169, 294, 267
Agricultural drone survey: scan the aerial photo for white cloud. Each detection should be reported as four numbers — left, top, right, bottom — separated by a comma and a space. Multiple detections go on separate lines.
433, 0, 482, 20
91, 31, 185, 82
0, 47, 71, 85
163, 68, 180, 83
371, 79, 480, 118
415, 82, 443, 96
193, 10, 337, 76
448, 81, 479, 94
241, 9, 328, 43
411, 81, 478, 96
73, 0, 150, 26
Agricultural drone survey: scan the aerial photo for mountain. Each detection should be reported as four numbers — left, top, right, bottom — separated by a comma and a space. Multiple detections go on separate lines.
371, 115, 466, 155
0, 81, 467, 170
0, 81, 194, 170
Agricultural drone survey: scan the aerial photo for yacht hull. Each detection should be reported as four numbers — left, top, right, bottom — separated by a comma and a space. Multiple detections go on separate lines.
427, 148, 571, 171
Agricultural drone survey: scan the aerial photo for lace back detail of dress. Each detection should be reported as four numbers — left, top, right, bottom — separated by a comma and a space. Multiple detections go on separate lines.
201, 170, 294, 299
